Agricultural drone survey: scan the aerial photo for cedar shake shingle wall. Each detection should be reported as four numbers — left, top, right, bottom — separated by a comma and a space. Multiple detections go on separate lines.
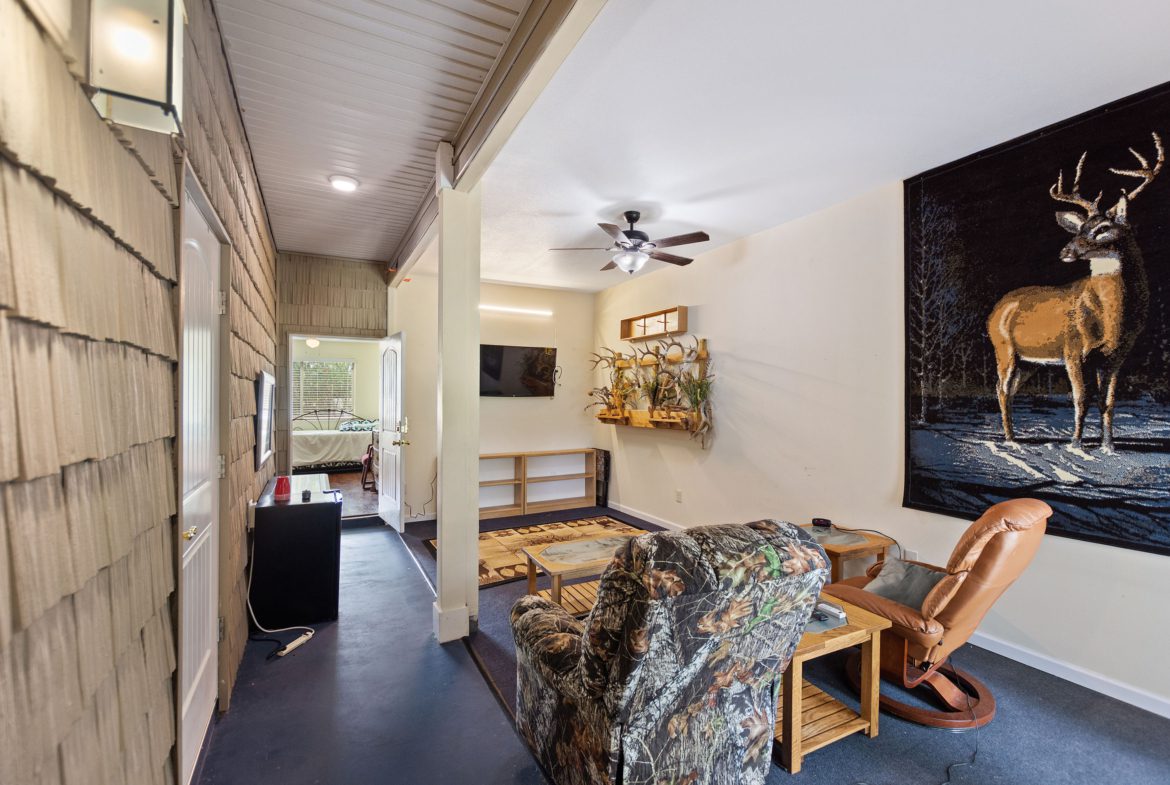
276, 253, 388, 472
182, 0, 278, 709
0, 0, 276, 781
0, 1, 179, 782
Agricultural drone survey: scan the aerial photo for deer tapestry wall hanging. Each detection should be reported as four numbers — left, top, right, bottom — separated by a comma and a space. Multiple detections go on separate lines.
904, 82, 1170, 557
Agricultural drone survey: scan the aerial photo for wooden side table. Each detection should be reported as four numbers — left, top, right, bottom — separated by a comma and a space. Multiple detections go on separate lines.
775, 598, 891, 773
801, 525, 894, 582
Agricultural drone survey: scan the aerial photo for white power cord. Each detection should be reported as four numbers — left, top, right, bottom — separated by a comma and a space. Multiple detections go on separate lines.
246, 535, 315, 657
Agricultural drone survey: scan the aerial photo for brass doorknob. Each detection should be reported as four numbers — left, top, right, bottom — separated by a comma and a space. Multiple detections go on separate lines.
181, 526, 198, 541
392, 439, 411, 446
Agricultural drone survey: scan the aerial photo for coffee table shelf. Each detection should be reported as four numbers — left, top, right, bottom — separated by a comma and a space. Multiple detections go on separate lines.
536, 581, 599, 617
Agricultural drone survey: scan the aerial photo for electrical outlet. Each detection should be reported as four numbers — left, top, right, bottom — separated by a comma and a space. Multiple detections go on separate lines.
903, 549, 918, 562
675, 489, 683, 503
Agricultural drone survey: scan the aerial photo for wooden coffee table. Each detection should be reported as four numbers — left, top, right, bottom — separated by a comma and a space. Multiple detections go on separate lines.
801, 525, 894, 582
775, 597, 891, 773
523, 533, 637, 615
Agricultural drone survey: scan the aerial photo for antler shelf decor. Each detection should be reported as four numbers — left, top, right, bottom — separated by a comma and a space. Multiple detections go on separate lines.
588, 336, 713, 447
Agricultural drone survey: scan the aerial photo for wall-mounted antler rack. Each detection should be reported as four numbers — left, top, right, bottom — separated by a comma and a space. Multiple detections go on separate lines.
589, 335, 713, 448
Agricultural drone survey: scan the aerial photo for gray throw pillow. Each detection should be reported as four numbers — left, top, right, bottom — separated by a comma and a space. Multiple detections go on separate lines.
864, 558, 945, 609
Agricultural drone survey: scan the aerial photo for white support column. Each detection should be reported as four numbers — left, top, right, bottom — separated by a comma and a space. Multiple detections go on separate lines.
433, 153, 481, 642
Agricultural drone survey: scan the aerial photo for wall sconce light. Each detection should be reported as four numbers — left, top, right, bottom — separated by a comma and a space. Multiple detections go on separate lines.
90, 0, 184, 134
478, 304, 553, 317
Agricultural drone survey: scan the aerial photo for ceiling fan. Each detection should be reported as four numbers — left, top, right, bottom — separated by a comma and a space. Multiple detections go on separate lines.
551, 210, 710, 274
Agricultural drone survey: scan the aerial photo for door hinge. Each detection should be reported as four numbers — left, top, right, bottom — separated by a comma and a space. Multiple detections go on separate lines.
217, 454, 226, 479
218, 616, 225, 643
217, 290, 227, 316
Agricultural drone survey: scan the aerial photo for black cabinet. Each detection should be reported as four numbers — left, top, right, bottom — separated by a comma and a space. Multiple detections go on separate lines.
250, 475, 342, 628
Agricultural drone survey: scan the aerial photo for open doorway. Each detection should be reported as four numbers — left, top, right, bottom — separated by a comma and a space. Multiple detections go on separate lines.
288, 334, 386, 519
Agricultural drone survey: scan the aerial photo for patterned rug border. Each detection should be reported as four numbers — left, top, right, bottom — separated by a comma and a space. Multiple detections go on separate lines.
423, 516, 643, 589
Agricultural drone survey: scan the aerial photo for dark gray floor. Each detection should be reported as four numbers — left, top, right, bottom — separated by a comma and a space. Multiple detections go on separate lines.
195, 526, 546, 785
403, 511, 1170, 785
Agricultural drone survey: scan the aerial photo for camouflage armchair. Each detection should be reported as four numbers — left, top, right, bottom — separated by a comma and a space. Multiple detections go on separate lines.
510, 521, 829, 785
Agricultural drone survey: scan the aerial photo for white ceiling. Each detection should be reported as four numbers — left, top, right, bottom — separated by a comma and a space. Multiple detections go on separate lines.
455, 0, 1170, 291
216, 0, 529, 262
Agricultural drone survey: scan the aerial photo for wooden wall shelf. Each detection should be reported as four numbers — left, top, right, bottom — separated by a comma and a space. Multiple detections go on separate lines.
596, 409, 696, 432
620, 306, 688, 342
478, 449, 597, 519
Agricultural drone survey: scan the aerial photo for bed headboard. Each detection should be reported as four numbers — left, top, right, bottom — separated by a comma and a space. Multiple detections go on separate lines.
291, 409, 358, 431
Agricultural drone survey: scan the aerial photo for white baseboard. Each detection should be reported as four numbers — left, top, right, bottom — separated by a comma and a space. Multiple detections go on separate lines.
969, 630, 1170, 719
607, 501, 684, 531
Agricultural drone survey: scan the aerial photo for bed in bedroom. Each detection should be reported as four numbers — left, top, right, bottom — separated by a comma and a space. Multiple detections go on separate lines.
291, 409, 375, 472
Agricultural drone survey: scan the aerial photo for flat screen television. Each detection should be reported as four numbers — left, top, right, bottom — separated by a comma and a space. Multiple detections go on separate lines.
255, 371, 276, 469
480, 344, 557, 397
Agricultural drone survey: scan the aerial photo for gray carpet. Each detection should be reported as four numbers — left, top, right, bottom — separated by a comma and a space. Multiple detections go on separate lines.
404, 511, 1170, 785
196, 526, 546, 785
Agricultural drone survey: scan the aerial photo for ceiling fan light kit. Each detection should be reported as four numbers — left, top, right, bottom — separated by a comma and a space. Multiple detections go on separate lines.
612, 249, 650, 274
551, 209, 710, 273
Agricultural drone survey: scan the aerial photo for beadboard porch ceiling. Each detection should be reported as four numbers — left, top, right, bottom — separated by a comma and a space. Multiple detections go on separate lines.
215, 0, 530, 262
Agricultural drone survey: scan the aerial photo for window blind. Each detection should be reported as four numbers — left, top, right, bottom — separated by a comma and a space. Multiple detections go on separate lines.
291, 360, 355, 416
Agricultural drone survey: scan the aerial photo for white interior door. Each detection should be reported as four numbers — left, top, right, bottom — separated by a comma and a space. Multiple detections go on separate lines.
179, 192, 221, 785
379, 333, 405, 530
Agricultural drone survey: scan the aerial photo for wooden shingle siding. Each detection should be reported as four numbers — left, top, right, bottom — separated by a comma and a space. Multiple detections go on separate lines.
0, 0, 277, 781
274, 252, 388, 471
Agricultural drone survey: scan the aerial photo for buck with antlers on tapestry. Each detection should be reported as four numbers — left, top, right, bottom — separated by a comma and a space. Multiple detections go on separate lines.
989, 132, 1162, 454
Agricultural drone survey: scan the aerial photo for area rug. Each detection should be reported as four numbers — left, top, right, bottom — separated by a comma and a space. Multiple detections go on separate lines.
425, 515, 643, 588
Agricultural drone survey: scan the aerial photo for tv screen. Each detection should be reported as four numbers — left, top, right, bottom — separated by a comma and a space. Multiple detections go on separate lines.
255, 371, 276, 468
480, 345, 557, 397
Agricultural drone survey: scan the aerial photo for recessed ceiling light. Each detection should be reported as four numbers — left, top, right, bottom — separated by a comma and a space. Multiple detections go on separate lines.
305, 338, 320, 348
328, 175, 359, 192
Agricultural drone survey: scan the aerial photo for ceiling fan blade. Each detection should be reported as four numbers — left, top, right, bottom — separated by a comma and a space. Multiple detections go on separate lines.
598, 223, 629, 246
650, 231, 710, 250
600, 260, 617, 271
650, 250, 692, 266
549, 247, 611, 251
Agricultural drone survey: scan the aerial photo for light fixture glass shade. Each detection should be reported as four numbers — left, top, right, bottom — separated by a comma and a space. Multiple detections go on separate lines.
329, 175, 360, 192
90, 0, 183, 134
612, 250, 649, 274
305, 338, 321, 349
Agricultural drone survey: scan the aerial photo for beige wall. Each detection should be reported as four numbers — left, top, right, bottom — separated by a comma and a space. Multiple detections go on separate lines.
595, 182, 1170, 717
276, 252, 388, 471
392, 274, 600, 522
290, 337, 383, 420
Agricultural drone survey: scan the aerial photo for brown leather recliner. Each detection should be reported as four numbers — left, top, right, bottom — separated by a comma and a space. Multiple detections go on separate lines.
823, 498, 1051, 729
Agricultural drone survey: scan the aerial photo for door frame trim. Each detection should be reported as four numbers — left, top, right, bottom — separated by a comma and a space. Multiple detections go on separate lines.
285, 331, 390, 481
176, 162, 232, 784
